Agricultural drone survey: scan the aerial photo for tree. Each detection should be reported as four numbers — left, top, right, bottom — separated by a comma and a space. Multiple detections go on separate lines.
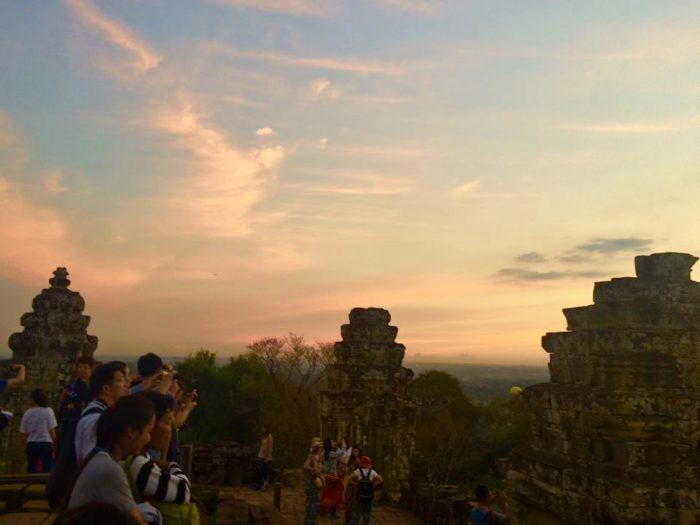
247, 334, 334, 466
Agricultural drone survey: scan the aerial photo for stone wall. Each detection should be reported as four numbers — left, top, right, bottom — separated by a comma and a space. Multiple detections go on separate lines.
1, 268, 97, 473
508, 253, 700, 524
319, 307, 417, 498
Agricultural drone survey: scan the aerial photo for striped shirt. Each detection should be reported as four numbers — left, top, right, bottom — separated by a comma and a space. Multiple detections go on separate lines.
125, 454, 191, 504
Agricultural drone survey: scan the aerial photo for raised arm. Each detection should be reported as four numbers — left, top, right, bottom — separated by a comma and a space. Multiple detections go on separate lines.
6, 364, 25, 388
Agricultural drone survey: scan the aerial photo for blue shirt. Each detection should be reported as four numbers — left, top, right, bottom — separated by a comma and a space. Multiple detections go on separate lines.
471, 508, 489, 525
0, 379, 7, 394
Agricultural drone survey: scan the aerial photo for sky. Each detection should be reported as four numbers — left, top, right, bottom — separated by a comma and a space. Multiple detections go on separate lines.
0, 1, 698, 364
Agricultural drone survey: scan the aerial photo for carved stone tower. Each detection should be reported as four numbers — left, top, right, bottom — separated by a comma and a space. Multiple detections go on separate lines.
508, 253, 700, 524
1, 268, 98, 472
320, 307, 417, 496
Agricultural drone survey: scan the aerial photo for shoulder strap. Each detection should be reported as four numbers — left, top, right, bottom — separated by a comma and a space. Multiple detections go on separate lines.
59, 448, 102, 511
81, 402, 106, 419
360, 469, 370, 481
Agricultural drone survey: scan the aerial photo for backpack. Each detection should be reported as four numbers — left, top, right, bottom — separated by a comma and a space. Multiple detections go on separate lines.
124, 456, 201, 525
46, 404, 104, 509
356, 469, 374, 502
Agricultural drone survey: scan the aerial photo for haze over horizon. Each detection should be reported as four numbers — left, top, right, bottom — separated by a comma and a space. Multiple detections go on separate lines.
1, 1, 698, 365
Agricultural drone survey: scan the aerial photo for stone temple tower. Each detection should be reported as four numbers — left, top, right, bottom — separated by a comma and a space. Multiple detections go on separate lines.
508, 253, 700, 524
1, 267, 98, 473
320, 307, 417, 497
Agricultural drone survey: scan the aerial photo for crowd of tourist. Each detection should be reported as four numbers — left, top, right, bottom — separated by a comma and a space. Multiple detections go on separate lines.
4, 354, 199, 524
300, 436, 383, 525
0, 357, 513, 525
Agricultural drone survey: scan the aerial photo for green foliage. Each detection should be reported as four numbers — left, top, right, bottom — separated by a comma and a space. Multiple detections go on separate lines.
176, 337, 333, 467
176, 349, 271, 444
409, 370, 529, 487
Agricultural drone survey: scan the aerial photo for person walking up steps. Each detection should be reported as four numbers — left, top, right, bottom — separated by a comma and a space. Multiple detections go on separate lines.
350, 456, 382, 525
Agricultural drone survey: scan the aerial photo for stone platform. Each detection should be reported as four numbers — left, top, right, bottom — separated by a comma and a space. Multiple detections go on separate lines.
219, 478, 425, 524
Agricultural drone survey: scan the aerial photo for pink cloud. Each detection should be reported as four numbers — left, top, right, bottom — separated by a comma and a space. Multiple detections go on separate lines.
213, 0, 336, 17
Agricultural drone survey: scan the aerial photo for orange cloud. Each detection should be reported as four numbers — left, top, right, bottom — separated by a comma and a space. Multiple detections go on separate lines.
65, 0, 162, 78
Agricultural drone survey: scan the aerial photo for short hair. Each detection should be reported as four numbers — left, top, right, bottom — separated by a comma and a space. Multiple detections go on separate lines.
137, 353, 163, 378
89, 361, 127, 398
96, 395, 155, 450
474, 485, 490, 502
76, 355, 95, 367
139, 390, 172, 422
31, 388, 48, 407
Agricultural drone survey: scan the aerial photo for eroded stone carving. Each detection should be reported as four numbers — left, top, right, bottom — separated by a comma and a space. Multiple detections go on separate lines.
319, 307, 417, 497
508, 253, 700, 524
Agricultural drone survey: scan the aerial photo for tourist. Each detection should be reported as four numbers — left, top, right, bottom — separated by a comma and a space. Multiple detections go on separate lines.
19, 388, 57, 473
75, 361, 129, 464
130, 353, 172, 395
55, 356, 95, 461
470, 485, 511, 525
124, 391, 198, 524
349, 456, 383, 525
167, 377, 197, 461
320, 438, 345, 518
347, 446, 361, 472
66, 395, 159, 525
303, 436, 324, 525
256, 424, 273, 490
0, 363, 26, 393
343, 448, 361, 525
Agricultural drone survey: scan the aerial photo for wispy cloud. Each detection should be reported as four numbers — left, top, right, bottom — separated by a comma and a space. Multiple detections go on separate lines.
373, 0, 443, 16
310, 78, 331, 98
285, 170, 414, 196
66, 0, 162, 79
561, 117, 700, 134
496, 268, 607, 283
256, 127, 274, 136
223, 49, 407, 76
574, 237, 653, 254
213, 0, 335, 17
516, 252, 547, 264
148, 92, 284, 237
451, 180, 480, 197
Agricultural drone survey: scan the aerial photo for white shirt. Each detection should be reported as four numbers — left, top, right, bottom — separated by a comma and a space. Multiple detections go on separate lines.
19, 407, 57, 443
353, 468, 380, 481
74, 400, 106, 465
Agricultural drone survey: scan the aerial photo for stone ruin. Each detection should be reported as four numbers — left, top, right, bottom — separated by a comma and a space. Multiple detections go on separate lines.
508, 252, 700, 524
319, 307, 417, 498
0, 267, 97, 473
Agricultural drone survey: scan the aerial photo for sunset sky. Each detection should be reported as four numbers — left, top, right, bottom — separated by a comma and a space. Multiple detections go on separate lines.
1, 1, 698, 364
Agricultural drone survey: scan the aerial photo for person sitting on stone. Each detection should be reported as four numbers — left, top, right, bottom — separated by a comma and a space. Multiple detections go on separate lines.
0, 363, 26, 393
349, 455, 382, 525
20, 388, 57, 473
67, 395, 159, 525
470, 485, 511, 525
75, 361, 130, 465
122, 390, 198, 524
130, 353, 173, 395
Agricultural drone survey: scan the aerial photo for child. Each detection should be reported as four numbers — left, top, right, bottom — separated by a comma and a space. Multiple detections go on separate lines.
19, 389, 57, 473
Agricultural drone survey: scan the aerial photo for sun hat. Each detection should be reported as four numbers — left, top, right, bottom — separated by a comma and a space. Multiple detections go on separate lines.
358, 455, 372, 469
310, 437, 323, 451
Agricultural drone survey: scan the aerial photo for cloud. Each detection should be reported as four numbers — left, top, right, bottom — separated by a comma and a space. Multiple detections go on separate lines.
223, 49, 407, 76
496, 268, 607, 283
44, 169, 69, 194
256, 127, 274, 136
451, 180, 480, 196
310, 78, 331, 98
65, 0, 162, 79
285, 170, 414, 195
147, 92, 284, 237
373, 0, 442, 15
516, 252, 547, 264
575, 237, 653, 254
560, 117, 700, 134
213, 0, 335, 17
